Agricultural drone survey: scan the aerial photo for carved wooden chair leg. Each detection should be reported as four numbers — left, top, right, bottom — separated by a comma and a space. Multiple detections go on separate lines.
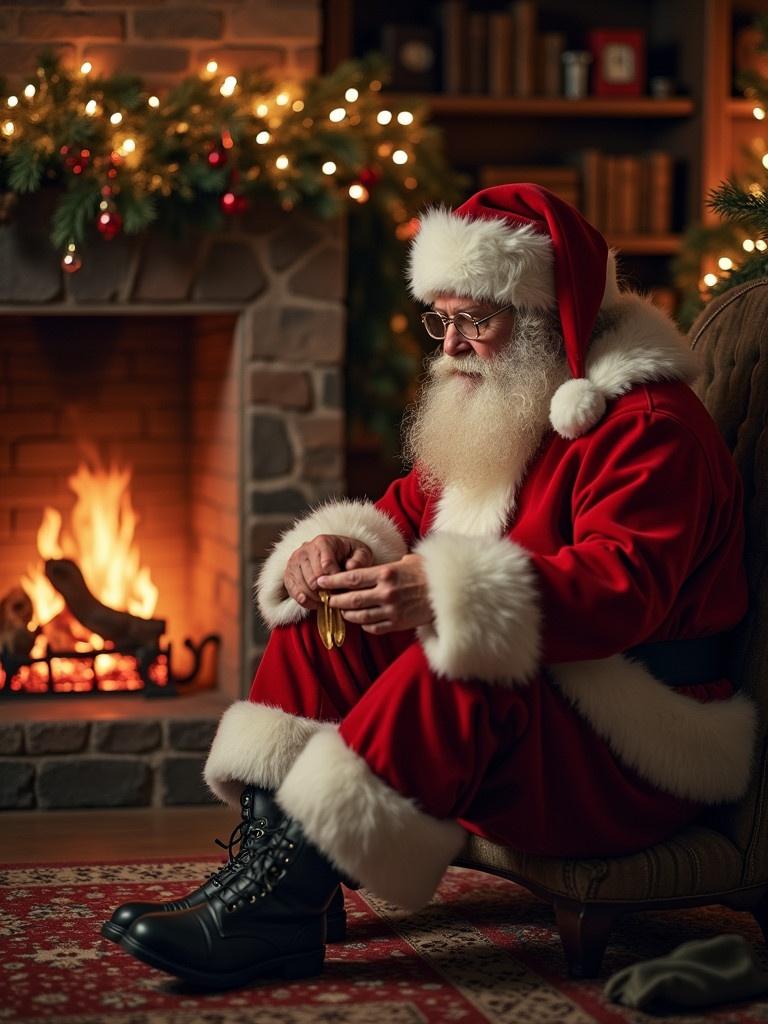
553, 898, 620, 978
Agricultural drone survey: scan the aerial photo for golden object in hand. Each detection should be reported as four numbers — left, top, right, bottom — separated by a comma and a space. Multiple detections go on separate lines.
317, 590, 345, 649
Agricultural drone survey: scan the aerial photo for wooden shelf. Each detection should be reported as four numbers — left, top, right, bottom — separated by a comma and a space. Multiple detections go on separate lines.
606, 235, 683, 255
727, 97, 763, 118
385, 94, 695, 118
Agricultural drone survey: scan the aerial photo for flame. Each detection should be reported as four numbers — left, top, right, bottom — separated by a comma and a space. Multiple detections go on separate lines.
21, 458, 159, 631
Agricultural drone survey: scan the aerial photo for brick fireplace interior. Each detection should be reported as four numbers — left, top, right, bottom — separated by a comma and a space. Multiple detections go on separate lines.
0, 313, 242, 699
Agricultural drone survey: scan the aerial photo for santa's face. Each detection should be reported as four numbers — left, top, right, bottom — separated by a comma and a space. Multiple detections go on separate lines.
404, 295, 567, 493
431, 293, 517, 363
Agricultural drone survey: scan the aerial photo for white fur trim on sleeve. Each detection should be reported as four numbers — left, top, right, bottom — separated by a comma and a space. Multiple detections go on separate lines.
277, 726, 467, 911
550, 656, 757, 803
414, 532, 540, 686
256, 500, 408, 629
203, 701, 323, 806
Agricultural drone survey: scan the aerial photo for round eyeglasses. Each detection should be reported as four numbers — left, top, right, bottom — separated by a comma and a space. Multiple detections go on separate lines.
420, 303, 515, 341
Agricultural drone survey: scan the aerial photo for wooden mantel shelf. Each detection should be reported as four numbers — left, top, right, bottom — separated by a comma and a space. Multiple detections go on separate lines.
384, 94, 695, 118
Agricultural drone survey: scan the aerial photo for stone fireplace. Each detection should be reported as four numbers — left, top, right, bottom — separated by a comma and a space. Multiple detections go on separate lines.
0, 209, 347, 808
0, 0, 341, 809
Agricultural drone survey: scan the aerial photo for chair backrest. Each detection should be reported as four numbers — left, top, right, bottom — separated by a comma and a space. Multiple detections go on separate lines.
689, 278, 768, 876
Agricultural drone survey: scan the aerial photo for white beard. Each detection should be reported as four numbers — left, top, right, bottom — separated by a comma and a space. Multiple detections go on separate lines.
402, 310, 568, 499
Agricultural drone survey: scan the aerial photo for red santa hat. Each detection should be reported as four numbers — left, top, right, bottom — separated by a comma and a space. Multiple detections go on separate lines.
406, 183, 622, 438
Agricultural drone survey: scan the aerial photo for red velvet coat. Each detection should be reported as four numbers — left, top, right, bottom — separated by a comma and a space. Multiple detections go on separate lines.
256, 294, 756, 806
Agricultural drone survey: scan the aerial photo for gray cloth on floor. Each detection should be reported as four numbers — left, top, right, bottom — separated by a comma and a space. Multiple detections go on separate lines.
604, 934, 768, 1012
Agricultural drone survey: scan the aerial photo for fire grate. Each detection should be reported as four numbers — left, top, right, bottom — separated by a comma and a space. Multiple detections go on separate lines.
0, 633, 220, 699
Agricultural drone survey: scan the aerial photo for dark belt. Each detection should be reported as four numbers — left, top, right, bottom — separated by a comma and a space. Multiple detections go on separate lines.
625, 633, 734, 688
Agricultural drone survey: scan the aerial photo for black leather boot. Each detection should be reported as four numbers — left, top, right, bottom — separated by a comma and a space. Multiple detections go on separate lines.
119, 804, 342, 989
101, 786, 346, 945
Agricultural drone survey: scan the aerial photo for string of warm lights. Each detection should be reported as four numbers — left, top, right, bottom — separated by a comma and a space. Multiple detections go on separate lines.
0, 51, 459, 272
692, 21, 768, 301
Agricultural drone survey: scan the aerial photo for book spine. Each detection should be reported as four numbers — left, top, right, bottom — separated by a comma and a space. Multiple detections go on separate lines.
615, 155, 642, 234
511, 0, 536, 98
442, 0, 466, 95
580, 148, 603, 229
644, 151, 673, 234
467, 11, 488, 94
487, 11, 515, 97
537, 31, 564, 97
603, 155, 621, 235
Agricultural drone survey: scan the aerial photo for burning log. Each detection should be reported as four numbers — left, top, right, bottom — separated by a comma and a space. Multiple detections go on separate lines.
45, 558, 165, 648
0, 587, 38, 657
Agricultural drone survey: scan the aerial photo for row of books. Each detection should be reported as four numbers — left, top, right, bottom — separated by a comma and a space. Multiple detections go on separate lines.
478, 151, 674, 236
443, 0, 562, 97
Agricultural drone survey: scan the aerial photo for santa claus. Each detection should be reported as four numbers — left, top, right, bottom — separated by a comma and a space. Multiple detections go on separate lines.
104, 184, 756, 990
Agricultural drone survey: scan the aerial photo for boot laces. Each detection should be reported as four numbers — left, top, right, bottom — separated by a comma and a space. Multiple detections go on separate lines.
219, 819, 298, 911
208, 788, 270, 887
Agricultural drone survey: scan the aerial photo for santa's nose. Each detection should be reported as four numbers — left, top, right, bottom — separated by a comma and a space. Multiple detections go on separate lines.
442, 323, 473, 357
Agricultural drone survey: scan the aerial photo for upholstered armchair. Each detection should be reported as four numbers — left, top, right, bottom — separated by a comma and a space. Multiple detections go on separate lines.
456, 278, 768, 977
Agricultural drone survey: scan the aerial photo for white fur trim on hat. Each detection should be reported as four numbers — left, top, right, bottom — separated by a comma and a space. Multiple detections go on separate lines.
414, 532, 540, 685
256, 500, 408, 628
550, 378, 607, 440
407, 206, 556, 309
549, 293, 700, 439
204, 701, 322, 806
277, 726, 467, 911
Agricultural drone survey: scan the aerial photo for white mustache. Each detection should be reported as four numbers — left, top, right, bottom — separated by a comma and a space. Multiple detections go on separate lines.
428, 353, 493, 381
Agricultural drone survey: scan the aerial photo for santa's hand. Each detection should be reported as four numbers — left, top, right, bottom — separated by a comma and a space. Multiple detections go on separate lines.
317, 553, 434, 635
284, 535, 373, 610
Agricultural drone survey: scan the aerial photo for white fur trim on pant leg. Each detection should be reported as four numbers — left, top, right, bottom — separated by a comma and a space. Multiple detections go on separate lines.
256, 500, 408, 628
204, 702, 322, 806
414, 532, 540, 686
276, 727, 467, 911
550, 656, 757, 802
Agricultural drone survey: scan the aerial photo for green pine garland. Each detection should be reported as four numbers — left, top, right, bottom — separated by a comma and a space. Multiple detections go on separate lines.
0, 50, 465, 451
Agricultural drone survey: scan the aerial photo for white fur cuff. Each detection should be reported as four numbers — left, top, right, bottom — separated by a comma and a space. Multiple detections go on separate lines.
277, 727, 467, 911
256, 500, 408, 628
415, 532, 541, 685
204, 701, 322, 806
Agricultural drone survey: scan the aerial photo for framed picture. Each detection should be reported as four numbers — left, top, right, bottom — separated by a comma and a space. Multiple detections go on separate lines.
588, 29, 646, 96
381, 25, 437, 92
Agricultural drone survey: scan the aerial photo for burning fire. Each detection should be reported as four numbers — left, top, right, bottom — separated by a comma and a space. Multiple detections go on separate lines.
23, 460, 158, 630
8, 457, 163, 693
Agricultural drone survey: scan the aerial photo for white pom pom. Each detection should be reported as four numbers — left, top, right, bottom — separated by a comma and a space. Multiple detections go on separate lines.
549, 378, 607, 440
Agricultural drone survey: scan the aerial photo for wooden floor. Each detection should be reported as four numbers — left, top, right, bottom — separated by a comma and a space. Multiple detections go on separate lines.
0, 807, 236, 864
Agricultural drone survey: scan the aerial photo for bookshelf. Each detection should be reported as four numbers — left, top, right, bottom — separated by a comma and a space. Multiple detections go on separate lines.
323, 0, 753, 290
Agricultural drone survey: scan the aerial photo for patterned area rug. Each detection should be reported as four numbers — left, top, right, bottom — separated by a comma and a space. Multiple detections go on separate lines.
2, 858, 768, 1024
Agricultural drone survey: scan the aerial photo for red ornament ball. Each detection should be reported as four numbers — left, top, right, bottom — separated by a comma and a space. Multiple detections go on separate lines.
207, 146, 227, 168
97, 209, 122, 240
61, 250, 82, 274
358, 166, 381, 189
220, 191, 249, 215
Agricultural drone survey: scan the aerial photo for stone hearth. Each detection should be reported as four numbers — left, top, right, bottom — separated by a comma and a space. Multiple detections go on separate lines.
0, 693, 229, 809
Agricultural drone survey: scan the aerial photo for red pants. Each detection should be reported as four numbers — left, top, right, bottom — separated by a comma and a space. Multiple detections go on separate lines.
249, 618, 710, 858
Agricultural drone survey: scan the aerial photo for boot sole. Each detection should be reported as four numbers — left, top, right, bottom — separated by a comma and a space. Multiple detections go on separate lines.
102, 911, 346, 945
119, 932, 324, 988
